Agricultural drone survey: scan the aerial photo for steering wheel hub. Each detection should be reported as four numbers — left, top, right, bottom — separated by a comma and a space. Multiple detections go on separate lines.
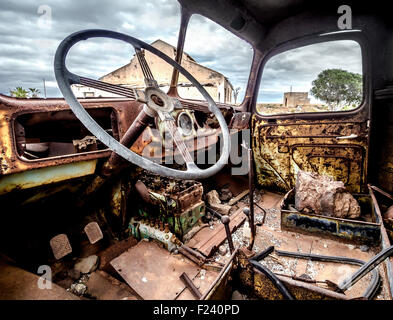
145, 87, 175, 120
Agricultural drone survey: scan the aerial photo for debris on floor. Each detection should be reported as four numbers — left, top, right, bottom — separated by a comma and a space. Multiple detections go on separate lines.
218, 245, 227, 256
70, 283, 87, 295
242, 221, 251, 239
295, 170, 361, 218
228, 190, 250, 206
23, 168, 391, 300
86, 270, 139, 300
219, 187, 233, 202
74, 255, 99, 274
68, 274, 90, 296
206, 190, 231, 215
231, 290, 245, 300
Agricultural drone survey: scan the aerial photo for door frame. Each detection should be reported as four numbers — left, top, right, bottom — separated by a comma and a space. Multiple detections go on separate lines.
250, 30, 373, 192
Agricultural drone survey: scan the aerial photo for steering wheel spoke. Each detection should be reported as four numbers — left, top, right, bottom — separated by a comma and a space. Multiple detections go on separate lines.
162, 116, 195, 168
79, 76, 141, 99
135, 48, 158, 88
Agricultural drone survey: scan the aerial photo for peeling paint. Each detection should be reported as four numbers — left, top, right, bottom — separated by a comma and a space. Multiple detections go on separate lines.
0, 159, 97, 194
252, 114, 368, 193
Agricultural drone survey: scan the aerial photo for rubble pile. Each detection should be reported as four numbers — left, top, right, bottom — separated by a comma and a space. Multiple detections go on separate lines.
295, 170, 361, 219
206, 190, 231, 215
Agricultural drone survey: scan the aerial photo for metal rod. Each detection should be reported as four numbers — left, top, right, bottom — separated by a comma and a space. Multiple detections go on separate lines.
200, 249, 238, 300
368, 185, 393, 298
174, 270, 201, 300
338, 245, 393, 292
181, 244, 207, 262
206, 205, 222, 219
221, 216, 235, 254
276, 249, 381, 299
253, 246, 274, 262
168, 8, 191, 95
247, 148, 256, 251
250, 259, 294, 300
369, 184, 393, 201
180, 272, 202, 299
178, 246, 204, 266
254, 202, 267, 226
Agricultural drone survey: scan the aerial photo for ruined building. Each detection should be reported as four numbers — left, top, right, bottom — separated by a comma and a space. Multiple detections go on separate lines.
72, 39, 234, 103
283, 91, 310, 107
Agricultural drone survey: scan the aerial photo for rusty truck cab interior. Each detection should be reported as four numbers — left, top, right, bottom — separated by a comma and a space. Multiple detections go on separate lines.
1, 0, 393, 301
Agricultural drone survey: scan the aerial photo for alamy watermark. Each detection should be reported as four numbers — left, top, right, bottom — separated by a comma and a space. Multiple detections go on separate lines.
37, 265, 52, 289
37, 5, 52, 30
338, 5, 352, 30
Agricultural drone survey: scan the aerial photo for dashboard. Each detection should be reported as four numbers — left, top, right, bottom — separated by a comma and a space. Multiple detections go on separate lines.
0, 94, 246, 176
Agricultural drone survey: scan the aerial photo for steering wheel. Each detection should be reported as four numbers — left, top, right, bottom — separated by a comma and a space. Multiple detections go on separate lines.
54, 29, 230, 180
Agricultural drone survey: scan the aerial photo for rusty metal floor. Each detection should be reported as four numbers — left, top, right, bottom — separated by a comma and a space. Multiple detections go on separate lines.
215, 189, 391, 300
110, 240, 220, 300
0, 259, 79, 300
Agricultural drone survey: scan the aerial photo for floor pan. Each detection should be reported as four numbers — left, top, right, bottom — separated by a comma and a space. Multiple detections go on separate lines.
110, 240, 219, 300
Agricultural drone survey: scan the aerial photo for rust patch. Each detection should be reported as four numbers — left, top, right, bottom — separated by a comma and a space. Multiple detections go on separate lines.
252, 114, 368, 193
0, 94, 142, 176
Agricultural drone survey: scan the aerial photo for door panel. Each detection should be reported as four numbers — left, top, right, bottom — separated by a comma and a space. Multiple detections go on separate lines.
252, 117, 368, 193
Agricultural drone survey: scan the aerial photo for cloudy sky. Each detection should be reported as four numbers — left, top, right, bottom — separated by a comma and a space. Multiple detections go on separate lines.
0, 0, 361, 104
259, 40, 362, 103
0, 0, 253, 100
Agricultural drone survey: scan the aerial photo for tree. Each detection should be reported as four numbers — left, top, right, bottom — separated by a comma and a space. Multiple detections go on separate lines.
9, 87, 40, 98
310, 69, 362, 111
233, 87, 241, 104
10, 86, 29, 98
28, 88, 40, 98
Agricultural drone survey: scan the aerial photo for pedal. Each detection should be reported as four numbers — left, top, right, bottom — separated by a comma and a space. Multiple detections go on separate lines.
50, 234, 72, 260
84, 222, 103, 244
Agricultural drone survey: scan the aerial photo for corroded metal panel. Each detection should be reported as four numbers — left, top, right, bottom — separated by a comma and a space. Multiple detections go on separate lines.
281, 211, 380, 245
110, 240, 219, 300
236, 251, 348, 300
252, 114, 369, 193
280, 189, 381, 245
0, 159, 97, 194
0, 94, 142, 176
369, 185, 393, 299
